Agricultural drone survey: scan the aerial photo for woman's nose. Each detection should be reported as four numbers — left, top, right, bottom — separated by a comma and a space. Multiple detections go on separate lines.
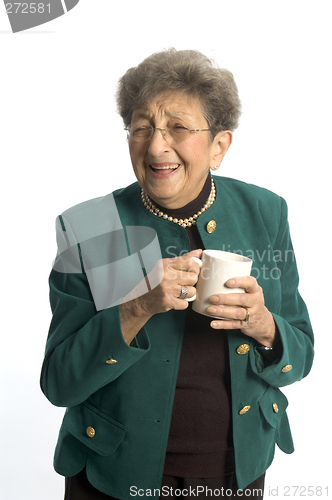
147, 128, 172, 156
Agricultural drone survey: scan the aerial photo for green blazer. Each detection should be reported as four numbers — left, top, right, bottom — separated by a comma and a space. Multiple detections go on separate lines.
40, 176, 314, 497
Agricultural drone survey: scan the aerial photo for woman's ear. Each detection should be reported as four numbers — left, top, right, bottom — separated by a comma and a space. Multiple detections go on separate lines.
210, 130, 233, 169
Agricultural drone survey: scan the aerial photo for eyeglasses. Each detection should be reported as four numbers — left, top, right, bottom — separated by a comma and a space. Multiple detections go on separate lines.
125, 125, 211, 143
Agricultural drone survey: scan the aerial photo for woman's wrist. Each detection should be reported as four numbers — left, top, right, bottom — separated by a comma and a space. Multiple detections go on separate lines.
120, 297, 152, 345
255, 312, 279, 349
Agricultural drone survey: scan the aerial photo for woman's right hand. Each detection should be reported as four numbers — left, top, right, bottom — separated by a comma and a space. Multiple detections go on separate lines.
120, 249, 202, 344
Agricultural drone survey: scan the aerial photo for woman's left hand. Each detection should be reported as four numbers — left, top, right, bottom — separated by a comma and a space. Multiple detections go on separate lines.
207, 276, 278, 348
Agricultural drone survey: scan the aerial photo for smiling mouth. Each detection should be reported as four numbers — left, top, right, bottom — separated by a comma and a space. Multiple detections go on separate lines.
149, 164, 180, 172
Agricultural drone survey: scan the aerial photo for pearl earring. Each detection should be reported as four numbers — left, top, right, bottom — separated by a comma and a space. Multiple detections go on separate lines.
212, 165, 219, 171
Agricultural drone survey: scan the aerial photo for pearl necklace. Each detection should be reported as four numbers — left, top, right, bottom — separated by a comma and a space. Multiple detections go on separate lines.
141, 178, 216, 228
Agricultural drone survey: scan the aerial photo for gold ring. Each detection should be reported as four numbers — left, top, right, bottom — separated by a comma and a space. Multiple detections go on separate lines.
179, 286, 188, 299
243, 308, 250, 325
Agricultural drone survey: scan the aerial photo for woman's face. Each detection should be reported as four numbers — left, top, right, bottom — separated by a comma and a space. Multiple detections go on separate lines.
128, 92, 232, 209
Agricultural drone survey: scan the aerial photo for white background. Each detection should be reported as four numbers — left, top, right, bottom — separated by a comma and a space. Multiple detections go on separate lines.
1, 1, 331, 499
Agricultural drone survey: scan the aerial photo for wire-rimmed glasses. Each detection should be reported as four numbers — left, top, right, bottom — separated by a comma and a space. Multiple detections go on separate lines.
125, 125, 211, 143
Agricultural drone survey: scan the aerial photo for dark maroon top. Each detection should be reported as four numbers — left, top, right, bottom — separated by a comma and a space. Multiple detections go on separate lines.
154, 174, 235, 478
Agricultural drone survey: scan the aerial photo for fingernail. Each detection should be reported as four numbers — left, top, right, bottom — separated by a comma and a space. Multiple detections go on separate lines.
227, 279, 236, 287
208, 307, 217, 314
210, 295, 219, 303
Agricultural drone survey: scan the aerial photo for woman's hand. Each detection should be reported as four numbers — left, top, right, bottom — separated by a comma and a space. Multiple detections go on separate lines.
139, 248, 202, 315
120, 249, 202, 345
207, 276, 278, 348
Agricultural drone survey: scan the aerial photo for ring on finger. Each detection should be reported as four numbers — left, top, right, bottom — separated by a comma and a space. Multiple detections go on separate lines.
243, 308, 250, 325
179, 285, 188, 299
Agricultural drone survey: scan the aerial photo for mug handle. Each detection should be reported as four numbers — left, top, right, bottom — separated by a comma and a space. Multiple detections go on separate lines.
185, 256, 202, 302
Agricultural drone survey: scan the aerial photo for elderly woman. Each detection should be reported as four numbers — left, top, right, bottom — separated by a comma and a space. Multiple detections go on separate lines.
41, 49, 314, 500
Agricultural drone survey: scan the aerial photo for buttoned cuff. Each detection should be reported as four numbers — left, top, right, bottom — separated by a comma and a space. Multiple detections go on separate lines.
254, 339, 283, 372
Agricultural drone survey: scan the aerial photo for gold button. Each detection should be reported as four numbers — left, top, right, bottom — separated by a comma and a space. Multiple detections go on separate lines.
106, 358, 118, 364
282, 364, 292, 373
239, 405, 251, 415
272, 403, 279, 413
237, 344, 250, 355
86, 426, 96, 438
206, 220, 217, 233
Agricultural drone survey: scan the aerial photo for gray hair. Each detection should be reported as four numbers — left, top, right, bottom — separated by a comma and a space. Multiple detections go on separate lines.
116, 48, 242, 138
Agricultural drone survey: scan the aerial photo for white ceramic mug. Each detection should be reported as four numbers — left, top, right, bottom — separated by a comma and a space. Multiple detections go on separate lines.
187, 250, 252, 319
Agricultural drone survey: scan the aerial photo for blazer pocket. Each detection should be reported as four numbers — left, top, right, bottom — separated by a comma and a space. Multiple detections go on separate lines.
258, 386, 288, 429
62, 401, 127, 456
258, 386, 294, 454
